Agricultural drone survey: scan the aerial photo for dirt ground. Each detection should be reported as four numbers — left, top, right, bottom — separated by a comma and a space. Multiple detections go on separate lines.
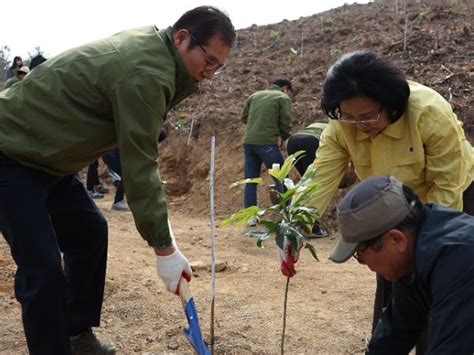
0, 190, 375, 354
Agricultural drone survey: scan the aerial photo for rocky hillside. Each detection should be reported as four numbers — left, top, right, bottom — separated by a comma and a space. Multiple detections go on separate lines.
159, 0, 473, 218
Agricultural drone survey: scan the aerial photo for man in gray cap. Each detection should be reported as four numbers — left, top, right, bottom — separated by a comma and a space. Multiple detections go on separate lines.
331, 175, 474, 354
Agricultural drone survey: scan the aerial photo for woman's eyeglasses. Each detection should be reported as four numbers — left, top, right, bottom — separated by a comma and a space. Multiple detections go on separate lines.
340, 106, 383, 125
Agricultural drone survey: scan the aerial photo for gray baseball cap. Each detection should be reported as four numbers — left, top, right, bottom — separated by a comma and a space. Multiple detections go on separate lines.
330, 176, 414, 263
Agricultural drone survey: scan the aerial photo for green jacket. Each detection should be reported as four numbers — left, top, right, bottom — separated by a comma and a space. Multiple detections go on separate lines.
2, 76, 19, 90
241, 85, 292, 144
294, 122, 328, 140
0, 26, 198, 248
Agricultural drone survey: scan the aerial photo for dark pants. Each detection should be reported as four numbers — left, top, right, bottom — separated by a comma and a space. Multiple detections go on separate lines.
102, 149, 124, 204
372, 181, 474, 354
86, 159, 100, 190
0, 153, 108, 355
243, 143, 284, 208
86, 149, 125, 204
286, 134, 319, 176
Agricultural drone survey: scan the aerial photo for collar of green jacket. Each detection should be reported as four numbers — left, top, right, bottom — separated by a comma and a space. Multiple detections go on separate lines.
269, 84, 283, 92
161, 27, 199, 108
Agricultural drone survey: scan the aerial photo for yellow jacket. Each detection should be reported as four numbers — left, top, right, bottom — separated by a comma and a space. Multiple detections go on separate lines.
306, 81, 473, 214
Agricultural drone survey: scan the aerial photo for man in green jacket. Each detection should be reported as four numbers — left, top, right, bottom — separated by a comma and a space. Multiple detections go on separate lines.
0, 6, 235, 354
241, 78, 293, 226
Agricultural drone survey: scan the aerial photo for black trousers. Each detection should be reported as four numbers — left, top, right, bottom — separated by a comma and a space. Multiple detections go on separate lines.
286, 134, 319, 176
102, 149, 124, 204
86, 159, 100, 190
0, 153, 108, 355
86, 149, 125, 204
372, 181, 474, 354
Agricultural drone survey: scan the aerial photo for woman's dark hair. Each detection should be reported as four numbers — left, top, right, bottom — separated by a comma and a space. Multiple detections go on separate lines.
321, 51, 410, 123
9, 56, 23, 70
173, 6, 236, 49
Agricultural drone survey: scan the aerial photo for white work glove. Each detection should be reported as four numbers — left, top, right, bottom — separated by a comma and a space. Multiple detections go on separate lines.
277, 237, 303, 277
155, 219, 191, 294
156, 249, 192, 294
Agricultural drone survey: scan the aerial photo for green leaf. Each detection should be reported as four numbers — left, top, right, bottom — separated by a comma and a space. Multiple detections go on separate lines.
268, 151, 305, 182
305, 243, 319, 261
230, 177, 263, 188
220, 206, 261, 227
259, 220, 279, 233
245, 230, 272, 239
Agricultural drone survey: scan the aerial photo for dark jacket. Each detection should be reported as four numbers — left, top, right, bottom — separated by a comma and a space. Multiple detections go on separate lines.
368, 204, 474, 354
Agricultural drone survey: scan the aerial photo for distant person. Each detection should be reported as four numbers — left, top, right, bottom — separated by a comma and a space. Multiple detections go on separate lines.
3, 66, 30, 89
29, 54, 47, 70
287, 122, 327, 176
86, 159, 111, 199
0, 6, 235, 354
87, 149, 130, 211
4, 56, 23, 80
286, 122, 328, 237
280, 50, 473, 353
331, 175, 474, 354
241, 78, 293, 226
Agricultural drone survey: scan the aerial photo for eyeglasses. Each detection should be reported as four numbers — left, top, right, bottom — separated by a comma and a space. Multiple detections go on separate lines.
340, 105, 383, 125
352, 235, 383, 263
190, 33, 225, 74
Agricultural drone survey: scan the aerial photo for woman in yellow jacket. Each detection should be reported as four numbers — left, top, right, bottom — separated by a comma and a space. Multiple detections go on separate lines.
290, 50, 473, 352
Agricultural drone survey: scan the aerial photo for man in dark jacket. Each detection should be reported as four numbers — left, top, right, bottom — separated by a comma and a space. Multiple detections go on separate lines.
241, 78, 293, 226
0, 6, 235, 354
331, 175, 474, 354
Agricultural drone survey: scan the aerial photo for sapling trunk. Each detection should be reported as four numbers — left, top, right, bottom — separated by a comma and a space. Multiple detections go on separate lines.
281, 276, 290, 355
221, 152, 322, 354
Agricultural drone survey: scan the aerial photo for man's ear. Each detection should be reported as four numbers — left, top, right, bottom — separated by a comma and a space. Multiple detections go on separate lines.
386, 229, 408, 252
172, 29, 190, 47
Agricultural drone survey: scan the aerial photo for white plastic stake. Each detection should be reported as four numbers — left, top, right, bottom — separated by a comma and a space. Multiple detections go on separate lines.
187, 117, 195, 145
209, 136, 216, 354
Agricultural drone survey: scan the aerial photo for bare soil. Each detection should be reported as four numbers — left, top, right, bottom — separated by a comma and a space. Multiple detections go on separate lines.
1, 0, 472, 353
0, 192, 375, 354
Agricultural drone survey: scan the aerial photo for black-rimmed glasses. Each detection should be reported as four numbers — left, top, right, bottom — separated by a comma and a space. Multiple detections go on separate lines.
352, 234, 383, 263
190, 33, 225, 74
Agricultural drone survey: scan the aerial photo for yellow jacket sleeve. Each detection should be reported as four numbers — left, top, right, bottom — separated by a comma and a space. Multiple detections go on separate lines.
303, 122, 351, 214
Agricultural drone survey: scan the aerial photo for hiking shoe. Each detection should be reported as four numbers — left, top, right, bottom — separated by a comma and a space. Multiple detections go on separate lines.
247, 216, 259, 227
306, 224, 328, 239
94, 184, 110, 194
111, 200, 130, 211
88, 190, 104, 199
70, 328, 116, 354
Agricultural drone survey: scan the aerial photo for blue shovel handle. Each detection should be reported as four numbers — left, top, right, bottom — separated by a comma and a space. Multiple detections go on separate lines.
179, 278, 211, 355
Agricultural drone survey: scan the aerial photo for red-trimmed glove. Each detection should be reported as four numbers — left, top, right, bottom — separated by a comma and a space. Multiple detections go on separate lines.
156, 249, 192, 294
278, 237, 303, 277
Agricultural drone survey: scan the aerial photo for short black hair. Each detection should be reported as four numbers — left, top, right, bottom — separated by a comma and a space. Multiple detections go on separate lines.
272, 78, 293, 91
172, 6, 236, 49
321, 51, 410, 123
